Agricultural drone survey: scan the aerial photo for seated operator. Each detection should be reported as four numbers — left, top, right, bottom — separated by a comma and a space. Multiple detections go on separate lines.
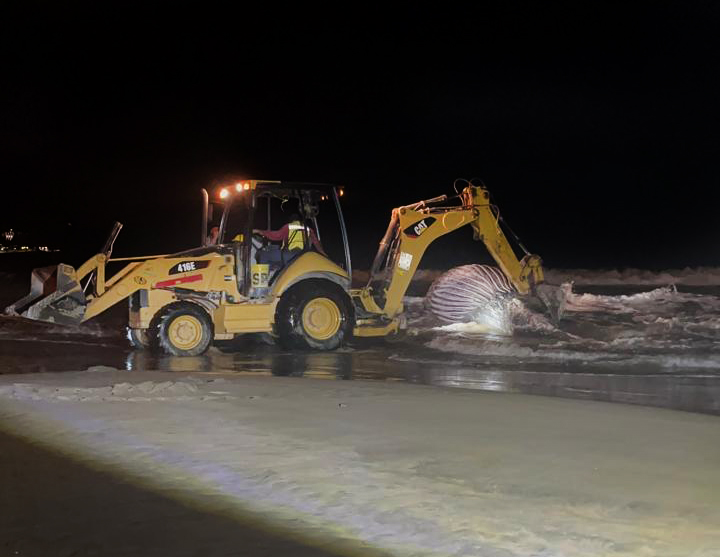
254, 213, 325, 264
206, 226, 220, 245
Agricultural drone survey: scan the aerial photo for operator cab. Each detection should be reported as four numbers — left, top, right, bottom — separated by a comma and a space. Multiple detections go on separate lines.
204, 181, 351, 299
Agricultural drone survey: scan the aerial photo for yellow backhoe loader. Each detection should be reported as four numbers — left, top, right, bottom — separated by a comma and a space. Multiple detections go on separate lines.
5, 180, 563, 355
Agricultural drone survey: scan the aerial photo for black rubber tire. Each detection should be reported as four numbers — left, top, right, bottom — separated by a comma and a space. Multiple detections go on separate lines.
148, 301, 214, 356
126, 327, 149, 350
274, 279, 353, 351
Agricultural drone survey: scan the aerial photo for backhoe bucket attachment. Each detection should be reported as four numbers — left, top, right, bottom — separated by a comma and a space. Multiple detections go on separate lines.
531, 283, 569, 323
4, 264, 87, 325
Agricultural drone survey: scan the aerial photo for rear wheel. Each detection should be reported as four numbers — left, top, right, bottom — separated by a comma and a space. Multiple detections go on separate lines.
275, 280, 353, 350
149, 302, 214, 356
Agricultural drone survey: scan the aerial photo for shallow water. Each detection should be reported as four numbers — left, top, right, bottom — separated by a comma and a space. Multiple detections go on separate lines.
2, 282, 720, 415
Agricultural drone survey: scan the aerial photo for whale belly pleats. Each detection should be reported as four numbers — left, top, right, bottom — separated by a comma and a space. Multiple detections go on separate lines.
426, 265, 517, 324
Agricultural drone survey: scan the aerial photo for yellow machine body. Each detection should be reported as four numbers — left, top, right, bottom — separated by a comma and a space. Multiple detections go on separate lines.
79, 251, 350, 339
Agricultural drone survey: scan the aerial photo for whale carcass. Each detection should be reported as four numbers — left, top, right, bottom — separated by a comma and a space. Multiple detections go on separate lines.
425, 265, 523, 334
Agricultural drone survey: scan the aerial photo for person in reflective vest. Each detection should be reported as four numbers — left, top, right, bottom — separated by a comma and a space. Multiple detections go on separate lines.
286, 219, 306, 251
254, 213, 325, 261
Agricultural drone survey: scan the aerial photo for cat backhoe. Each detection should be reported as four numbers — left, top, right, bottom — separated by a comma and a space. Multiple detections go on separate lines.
5, 179, 563, 355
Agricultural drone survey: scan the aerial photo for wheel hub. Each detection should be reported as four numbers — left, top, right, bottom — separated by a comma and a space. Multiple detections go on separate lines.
168, 315, 203, 350
302, 297, 341, 340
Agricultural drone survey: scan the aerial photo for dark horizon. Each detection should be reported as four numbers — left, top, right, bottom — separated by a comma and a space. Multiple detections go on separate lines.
3, 3, 719, 272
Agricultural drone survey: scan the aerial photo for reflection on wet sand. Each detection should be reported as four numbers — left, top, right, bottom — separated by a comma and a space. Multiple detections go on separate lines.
2, 307, 719, 416
0, 328, 718, 415
125, 345, 355, 380
121, 339, 720, 416
1, 315, 718, 415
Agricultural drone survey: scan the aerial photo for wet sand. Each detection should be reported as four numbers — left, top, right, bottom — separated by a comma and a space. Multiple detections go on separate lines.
1, 312, 720, 415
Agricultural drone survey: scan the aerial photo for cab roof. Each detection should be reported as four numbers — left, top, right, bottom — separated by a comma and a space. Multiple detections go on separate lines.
217, 180, 345, 200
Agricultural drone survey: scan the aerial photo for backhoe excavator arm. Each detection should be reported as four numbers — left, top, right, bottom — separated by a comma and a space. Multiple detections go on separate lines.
354, 184, 547, 324
468, 185, 545, 295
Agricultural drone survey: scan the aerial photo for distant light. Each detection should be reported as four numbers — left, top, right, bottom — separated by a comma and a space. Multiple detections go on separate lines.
339, 189, 344, 197
219, 188, 229, 199
243, 182, 250, 190
235, 183, 243, 192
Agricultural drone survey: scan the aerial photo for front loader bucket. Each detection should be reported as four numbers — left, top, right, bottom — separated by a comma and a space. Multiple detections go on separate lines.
4, 264, 87, 326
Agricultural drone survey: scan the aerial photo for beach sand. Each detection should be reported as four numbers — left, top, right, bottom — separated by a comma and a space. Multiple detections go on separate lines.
1, 369, 719, 556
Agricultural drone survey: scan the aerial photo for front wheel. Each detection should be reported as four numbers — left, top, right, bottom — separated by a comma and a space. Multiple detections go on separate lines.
275, 280, 353, 351
127, 327, 149, 349
149, 302, 214, 356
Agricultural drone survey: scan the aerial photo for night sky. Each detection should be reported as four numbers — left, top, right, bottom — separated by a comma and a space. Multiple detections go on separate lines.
2, 3, 719, 271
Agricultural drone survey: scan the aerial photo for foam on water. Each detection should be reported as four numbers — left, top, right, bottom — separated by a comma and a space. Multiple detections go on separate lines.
545, 266, 720, 286
399, 266, 720, 292
417, 269, 720, 372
